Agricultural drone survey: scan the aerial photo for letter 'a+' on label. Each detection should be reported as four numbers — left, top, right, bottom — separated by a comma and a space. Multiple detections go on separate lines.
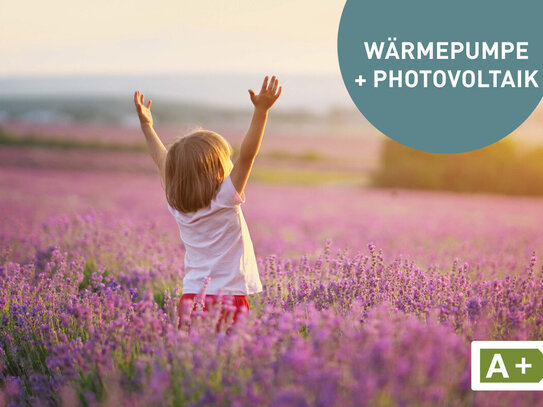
472, 341, 543, 390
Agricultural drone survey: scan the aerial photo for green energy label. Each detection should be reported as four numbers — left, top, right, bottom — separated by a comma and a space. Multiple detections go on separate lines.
472, 341, 543, 391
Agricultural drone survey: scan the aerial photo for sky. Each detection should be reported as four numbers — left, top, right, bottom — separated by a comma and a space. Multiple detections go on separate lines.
1, 1, 346, 76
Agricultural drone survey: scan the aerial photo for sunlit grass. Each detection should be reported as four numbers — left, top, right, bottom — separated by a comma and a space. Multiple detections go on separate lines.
252, 167, 366, 186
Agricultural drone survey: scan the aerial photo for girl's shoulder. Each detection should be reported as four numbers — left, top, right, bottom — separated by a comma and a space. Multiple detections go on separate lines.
214, 175, 246, 207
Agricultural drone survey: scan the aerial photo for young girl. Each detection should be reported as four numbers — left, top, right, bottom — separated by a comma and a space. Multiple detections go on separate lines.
133, 76, 282, 332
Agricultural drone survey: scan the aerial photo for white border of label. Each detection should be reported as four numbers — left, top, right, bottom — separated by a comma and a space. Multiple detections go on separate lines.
472, 341, 543, 391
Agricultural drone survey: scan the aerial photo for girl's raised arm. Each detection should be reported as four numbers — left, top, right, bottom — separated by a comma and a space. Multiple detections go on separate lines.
230, 76, 282, 196
134, 91, 168, 188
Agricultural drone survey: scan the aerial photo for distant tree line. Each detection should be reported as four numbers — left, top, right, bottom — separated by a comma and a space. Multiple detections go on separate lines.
371, 138, 543, 196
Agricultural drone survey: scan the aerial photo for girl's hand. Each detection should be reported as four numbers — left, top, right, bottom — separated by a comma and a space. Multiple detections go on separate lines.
248, 76, 282, 111
134, 90, 153, 126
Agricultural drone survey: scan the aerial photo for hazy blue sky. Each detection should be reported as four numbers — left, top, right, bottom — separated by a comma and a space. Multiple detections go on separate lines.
1, 1, 345, 76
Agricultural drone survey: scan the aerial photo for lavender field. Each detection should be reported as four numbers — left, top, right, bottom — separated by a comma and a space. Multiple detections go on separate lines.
2, 162, 543, 406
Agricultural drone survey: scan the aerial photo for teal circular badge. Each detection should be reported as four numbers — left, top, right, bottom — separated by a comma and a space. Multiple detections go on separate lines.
338, 0, 543, 153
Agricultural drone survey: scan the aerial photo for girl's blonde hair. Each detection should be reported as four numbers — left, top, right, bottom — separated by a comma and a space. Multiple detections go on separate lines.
165, 129, 233, 213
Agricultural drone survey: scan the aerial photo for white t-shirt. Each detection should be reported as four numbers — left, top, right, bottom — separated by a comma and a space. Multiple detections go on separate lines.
167, 175, 263, 295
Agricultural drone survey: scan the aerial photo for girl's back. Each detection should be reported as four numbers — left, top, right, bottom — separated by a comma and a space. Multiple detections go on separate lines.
167, 174, 262, 296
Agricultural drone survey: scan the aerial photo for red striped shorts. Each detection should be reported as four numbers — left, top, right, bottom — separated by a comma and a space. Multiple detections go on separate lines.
177, 293, 250, 332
